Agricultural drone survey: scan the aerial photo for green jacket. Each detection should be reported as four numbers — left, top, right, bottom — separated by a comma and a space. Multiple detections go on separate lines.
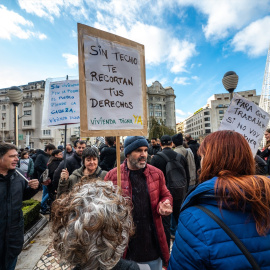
57, 165, 107, 197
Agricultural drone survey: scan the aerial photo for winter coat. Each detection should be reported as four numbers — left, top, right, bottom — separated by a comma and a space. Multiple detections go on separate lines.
53, 152, 82, 191
168, 177, 270, 270
174, 145, 196, 185
105, 161, 173, 266
148, 145, 161, 156
17, 157, 34, 177
57, 165, 107, 197
47, 157, 63, 195
260, 148, 270, 174
0, 169, 39, 269
99, 146, 116, 171
187, 139, 200, 172
34, 150, 50, 180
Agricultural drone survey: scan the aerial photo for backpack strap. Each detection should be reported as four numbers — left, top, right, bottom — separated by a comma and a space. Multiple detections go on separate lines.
185, 150, 188, 159
195, 205, 260, 270
157, 151, 171, 162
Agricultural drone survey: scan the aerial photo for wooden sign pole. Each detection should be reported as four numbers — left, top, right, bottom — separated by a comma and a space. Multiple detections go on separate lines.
116, 136, 121, 190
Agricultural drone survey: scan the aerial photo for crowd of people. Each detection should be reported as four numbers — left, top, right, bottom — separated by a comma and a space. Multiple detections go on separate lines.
1, 130, 270, 270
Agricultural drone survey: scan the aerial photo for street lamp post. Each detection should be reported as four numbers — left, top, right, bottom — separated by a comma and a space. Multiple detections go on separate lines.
222, 71, 239, 100
7, 86, 23, 146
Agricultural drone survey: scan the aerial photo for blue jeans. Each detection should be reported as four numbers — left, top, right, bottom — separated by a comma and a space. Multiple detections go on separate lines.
7, 256, 17, 270
137, 257, 162, 270
41, 185, 49, 212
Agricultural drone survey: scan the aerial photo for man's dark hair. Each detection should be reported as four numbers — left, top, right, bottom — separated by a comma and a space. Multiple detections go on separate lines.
45, 144, 56, 152
52, 149, 62, 157
74, 140, 86, 147
82, 147, 99, 165
151, 138, 157, 141
0, 143, 17, 158
105, 137, 115, 147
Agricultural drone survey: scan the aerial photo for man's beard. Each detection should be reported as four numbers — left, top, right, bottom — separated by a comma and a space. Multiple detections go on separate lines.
128, 156, 146, 169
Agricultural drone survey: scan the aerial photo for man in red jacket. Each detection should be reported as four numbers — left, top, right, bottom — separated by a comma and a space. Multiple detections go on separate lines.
105, 136, 173, 269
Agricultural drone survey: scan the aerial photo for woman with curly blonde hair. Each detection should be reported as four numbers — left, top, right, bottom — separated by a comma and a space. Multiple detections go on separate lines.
169, 130, 270, 270
51, 180, 139, 270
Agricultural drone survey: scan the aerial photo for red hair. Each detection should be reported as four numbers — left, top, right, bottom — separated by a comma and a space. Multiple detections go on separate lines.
198, 130, 270, 235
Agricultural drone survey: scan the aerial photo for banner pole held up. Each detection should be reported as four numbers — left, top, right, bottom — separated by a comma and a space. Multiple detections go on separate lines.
116, 136, 121, 190
63, 75, 69, 169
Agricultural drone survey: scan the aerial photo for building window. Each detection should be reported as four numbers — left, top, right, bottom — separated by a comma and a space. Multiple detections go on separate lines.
149, 97, 153, 101
218, 104, 223, 108
24, 110, 32, 115
204, 111, 210, 115
219, 110, 224, 114
24, 102, 31, 107
149, 104, 153, 109
156, 97, 161, 101
2, 105, 6, 110
248, 94, 253, 97
155, 112, 162, 117
205, 123, 210, 127
1, 123, 6, 128
204, 117, 210, 121
156, 104, 161, 110
29, 142, 34, 148
225, 97, 229, 100
43, 130, 51, 136
217, 98, 222, 100
26, 131, 32, 135
2, 113, 6, 118
219, 116, 223, 120
150, 111, 154, 117
24, 120, 32, 126
205, 129, 211, 133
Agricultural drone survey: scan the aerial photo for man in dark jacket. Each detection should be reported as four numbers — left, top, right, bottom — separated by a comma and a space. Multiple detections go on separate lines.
148, 138, 161, 157
151, 135, 190, 250
99, 136, 116, 171
0, 143, 39, 270
34, 144, 56, 214
53, 140, 86, 193
185, 134, 200, 175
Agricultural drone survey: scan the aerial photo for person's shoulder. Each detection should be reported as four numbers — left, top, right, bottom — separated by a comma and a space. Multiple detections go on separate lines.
146, 164, 163, 175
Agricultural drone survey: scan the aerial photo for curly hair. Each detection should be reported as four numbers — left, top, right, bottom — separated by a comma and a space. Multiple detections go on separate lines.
51, 180, 134, 269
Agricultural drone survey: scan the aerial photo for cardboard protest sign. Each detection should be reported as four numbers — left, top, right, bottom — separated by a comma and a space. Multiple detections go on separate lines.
47, 80, 80, 126
78, 23, 147, 137
219, 93, 270, 156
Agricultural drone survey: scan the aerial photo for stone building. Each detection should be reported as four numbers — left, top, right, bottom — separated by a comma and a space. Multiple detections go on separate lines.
147, 81, 176, 132
183, 90, 260, 140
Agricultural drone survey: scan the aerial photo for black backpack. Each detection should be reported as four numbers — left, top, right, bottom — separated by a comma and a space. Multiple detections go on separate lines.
157, 151, 188, 200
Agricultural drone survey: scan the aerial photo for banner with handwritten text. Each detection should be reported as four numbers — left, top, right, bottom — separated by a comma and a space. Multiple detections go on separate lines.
83, 35, 143, 130
47, 80, 80, 126
219, 93, 270, 156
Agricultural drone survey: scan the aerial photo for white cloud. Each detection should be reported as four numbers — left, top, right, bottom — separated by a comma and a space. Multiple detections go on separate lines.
192, 76, 199, 80
176, 109, 186, 116
0, 5, 46, 40
167, 0, 270, 41
62, 53, 78, 68
174, 77, 190, 85
231, 16, 270, 57
18, 0, 87, 22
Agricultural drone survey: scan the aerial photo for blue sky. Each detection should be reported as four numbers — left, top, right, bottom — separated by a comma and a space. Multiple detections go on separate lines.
1, 0, 270, 123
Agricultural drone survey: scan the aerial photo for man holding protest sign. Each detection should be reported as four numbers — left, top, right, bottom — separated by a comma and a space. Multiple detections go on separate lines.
105, 136, 172, 269
0, 143, 39, 270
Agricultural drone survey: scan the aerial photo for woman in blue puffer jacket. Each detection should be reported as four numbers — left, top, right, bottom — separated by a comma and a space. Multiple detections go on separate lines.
169, 130, 270, 270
